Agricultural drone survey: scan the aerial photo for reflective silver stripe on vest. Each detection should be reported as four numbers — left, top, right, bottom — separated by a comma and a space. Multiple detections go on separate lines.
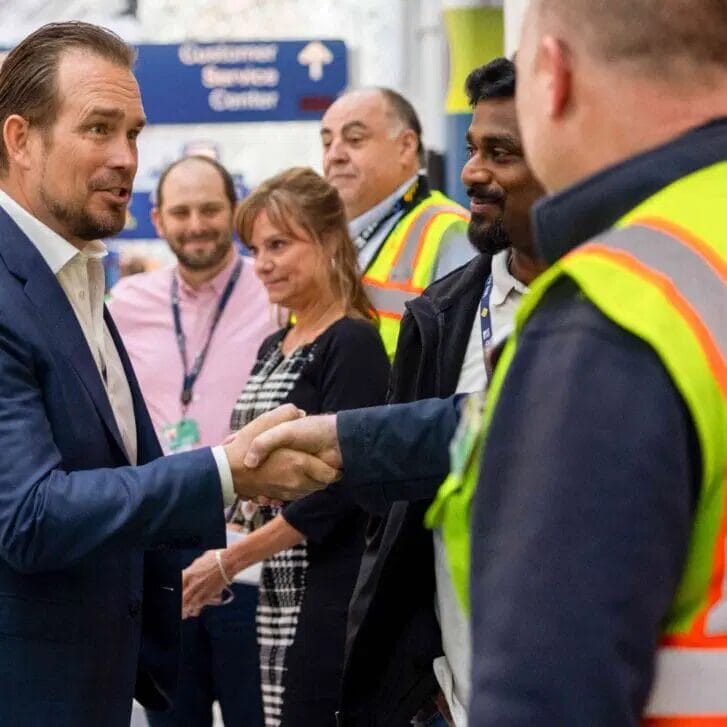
389, 204, 466, 284
363, 283, 416, 316
646, 647, 727, 716
595, 224, 727, 359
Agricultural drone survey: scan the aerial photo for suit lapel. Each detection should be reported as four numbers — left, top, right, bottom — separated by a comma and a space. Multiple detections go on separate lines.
0, 208, 129, 462
105, 307, 163, 463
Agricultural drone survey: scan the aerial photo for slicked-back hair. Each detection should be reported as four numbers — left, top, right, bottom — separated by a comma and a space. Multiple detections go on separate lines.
378, 88, 425, 166
0, 21, 136, 172
465, 57, 516, 108
156, 156, 237, 209
537, 0, 727, 75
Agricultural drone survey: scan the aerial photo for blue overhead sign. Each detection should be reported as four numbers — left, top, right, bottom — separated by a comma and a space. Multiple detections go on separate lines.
0, 40, 347, 124
133, 40, 347, 124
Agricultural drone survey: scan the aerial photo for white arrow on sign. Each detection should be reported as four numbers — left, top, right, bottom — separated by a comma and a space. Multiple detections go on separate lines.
297, 41, 334, 81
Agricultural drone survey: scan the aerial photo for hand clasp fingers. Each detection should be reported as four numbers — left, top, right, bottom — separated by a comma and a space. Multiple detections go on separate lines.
243, 405, 305, 443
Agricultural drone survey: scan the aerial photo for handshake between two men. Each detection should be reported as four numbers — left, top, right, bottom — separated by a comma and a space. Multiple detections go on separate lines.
185, 397, 454, 615
223, 404, 342, 502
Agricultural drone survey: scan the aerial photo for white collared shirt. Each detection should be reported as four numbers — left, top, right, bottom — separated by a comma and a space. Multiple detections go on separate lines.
435, 248, 529, 726
455, 249, 529, 395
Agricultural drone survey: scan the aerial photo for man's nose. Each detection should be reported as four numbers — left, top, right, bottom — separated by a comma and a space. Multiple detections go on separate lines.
108, 132, 137, 173
324, 138, 349, 168
187, 210, 207, 234
461, 155, 494, 188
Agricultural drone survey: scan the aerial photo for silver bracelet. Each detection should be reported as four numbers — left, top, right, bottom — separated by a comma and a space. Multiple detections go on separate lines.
214, 549, 233, 586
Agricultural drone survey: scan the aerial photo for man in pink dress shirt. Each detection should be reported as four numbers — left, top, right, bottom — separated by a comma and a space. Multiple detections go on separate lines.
109, 155, 275, 727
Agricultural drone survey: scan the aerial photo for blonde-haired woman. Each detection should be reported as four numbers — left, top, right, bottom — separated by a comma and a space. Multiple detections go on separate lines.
183, 167, 390, 726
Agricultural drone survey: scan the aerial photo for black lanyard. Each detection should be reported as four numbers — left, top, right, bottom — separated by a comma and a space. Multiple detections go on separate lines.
171, 257, 242, 410
479, 274, 494, 353
355, 174, 431, 247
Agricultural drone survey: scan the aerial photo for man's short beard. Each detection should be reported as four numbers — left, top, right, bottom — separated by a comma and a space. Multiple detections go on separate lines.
468, 216, 511, 256
174, 237, 232, 271
42, 188, 125, 241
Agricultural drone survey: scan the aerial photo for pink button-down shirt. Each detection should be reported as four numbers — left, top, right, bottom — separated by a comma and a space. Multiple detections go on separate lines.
109, 254, 278, 450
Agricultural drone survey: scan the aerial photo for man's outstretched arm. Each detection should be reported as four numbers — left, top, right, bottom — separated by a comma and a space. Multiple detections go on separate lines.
245, 396, 462, 510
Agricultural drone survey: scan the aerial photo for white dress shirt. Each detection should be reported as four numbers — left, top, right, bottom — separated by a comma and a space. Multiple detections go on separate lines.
0, 188, 233, 497
434, 248, 529, 726
455, 248, 529, 394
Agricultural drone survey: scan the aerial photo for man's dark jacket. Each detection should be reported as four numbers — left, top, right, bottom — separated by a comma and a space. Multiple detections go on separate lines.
337, 252, 492, 726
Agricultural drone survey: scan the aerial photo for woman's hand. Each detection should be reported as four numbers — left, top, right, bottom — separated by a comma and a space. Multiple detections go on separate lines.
182, 549, 229, 619
181, 514, 304, 619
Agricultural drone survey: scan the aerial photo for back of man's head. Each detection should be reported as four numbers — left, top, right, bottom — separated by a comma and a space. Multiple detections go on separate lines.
536, 0, 727, 80
0, 21, 135, 173
518, 0, 727, 192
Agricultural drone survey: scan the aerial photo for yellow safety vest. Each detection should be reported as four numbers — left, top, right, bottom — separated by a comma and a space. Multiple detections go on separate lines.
362, 191, 468, 359
427, 160, 727, 724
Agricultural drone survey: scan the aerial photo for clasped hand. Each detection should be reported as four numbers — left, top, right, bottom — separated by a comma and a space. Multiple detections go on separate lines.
224, 404, 342, 502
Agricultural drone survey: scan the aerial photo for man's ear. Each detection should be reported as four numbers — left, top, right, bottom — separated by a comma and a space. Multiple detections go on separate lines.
398, 128, 420, 166
150, 206, 164, 239
540, 36, 572, 119
4, 115, 34, 171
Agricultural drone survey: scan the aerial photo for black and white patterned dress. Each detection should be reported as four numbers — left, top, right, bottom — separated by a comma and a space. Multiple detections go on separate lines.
229, 317, 390, 727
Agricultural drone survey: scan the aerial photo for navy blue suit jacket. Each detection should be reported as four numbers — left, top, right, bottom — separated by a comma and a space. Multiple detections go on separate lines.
0, 208, 226, 726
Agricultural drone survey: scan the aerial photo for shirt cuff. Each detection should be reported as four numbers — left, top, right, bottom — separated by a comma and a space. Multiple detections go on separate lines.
211, 445, 235, 506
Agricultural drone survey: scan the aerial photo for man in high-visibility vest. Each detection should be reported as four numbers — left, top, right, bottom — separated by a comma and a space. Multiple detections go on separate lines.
321, 88, 475, 358
430, 0, 727, 724
242, 2, 727, 724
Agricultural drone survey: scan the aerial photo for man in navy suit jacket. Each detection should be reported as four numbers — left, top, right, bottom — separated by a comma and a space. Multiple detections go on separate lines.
0, 21, 337, 726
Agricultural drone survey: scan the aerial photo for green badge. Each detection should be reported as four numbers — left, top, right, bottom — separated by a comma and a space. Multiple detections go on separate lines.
161, 418, 201, 453
449, 391, 486, 476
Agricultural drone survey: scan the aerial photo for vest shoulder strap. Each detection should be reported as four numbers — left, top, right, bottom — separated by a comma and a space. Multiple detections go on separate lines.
386, 194, 468, 283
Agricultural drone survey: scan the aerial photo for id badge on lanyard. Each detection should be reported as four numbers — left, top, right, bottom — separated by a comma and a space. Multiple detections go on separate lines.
449, 391, 487, 477
161, 418, 201, 453
163, 258, 243, 453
